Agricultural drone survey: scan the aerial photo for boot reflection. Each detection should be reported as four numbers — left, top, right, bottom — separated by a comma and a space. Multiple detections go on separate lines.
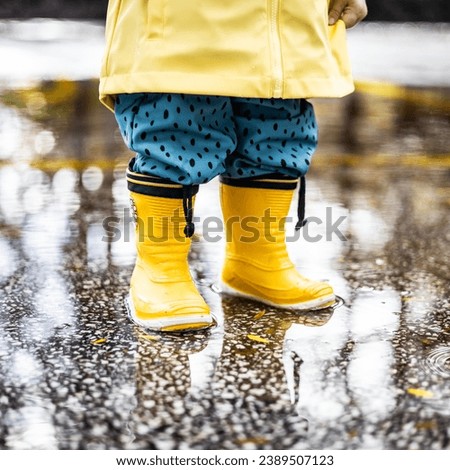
132, 329, 213, 449
211, 296, 336, 449
130, 297, 336, 450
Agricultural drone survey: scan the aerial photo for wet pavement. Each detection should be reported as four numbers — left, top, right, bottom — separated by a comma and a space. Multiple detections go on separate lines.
0, 21, 450, 450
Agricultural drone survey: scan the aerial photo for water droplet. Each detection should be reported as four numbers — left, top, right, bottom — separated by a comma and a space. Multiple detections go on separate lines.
210, 283, 222, 294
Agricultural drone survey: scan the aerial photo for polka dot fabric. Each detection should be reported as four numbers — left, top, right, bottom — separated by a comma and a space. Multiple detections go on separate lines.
114, 93, 318, 185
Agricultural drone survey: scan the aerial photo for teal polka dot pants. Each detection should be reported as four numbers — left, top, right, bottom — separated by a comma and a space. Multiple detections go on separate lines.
114, 93, 318, 185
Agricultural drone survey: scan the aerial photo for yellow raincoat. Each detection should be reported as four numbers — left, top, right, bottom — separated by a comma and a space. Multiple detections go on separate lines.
99, 0, 354, 111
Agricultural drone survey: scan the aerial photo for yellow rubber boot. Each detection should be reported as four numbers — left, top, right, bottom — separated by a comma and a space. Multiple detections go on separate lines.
126, 164, 213, 332
220, 176, 335, 310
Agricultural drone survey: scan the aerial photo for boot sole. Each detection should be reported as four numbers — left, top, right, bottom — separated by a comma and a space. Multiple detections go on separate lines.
125, 294, 215, 332
220, 282, 336, 311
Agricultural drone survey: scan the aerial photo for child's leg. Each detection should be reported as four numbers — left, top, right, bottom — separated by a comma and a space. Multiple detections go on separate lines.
220, 98, 334, 310
115, 93, 236, 185
225, 97, 316, 180
114, 93, 237, 330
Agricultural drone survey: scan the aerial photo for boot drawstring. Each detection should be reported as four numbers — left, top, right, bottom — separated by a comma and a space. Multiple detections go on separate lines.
182, 186, 195, 238
295, 175, 307, 231
126, 159, 198, 238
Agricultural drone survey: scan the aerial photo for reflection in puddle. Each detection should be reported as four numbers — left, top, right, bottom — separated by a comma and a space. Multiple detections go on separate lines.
0, 237, 17, 280
32, 273, 75, 340
0, 104, 28, 159
5, 403, 58, 450
283, 308, 343, 414
3, 351, 58, 449
0, 74, 449, 449
82, 166, 104, 192
349, 209, 392, 253
34, 129, 55, 155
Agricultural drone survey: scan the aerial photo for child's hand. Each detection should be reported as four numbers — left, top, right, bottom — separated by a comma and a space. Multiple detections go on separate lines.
328, 0, 368, 28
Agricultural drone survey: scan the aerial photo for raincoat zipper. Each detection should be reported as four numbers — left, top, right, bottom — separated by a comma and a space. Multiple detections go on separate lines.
270, 0, 283, 97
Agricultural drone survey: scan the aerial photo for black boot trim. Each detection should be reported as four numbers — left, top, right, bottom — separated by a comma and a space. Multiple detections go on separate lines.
127, 158, 199, 237
219, 174, 298, 191
127, 158, 199, 199
295, 175, 307, 231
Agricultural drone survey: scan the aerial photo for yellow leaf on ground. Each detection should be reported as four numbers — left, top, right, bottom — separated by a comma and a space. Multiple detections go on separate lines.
91, 338, 107, 345
253, 309, 266, 320
415, 420, 437, 431
407, 388, 434, 399
247, 334, 270, 344
235, 436, 269, 445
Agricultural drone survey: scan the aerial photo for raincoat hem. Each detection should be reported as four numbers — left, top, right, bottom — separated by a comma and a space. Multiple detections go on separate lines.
99, 73, 354, 112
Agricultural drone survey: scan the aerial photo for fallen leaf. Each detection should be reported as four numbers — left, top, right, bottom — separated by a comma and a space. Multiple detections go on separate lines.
253, 309, 266, 320
247, 334, 270, 344
407, 388, 434, 399
415, 420, 437, 431
235, 436, 269, 445
91, 338, 107, 345
420, 338, 434, 346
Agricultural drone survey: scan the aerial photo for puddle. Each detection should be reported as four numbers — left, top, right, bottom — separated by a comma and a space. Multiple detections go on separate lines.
0, 21, 449, 450
0, 78, 449, 448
